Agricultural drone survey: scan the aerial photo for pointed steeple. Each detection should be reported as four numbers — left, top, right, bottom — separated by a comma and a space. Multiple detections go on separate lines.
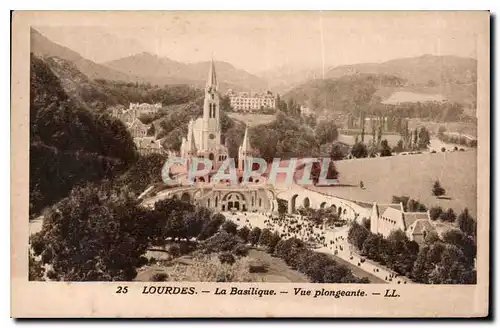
241, 126, 251, 153
206, 57, 218, 90
186, 120, 197, 153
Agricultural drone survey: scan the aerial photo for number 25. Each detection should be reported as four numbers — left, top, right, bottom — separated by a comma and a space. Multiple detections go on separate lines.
116, 286, 128, 294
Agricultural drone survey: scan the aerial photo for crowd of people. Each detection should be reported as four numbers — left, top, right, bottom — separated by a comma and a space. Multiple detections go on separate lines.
227, 210, 412, 284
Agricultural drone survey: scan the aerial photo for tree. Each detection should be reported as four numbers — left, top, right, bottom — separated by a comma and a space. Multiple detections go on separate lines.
29, 56, 139, 215
29, 253, 45, 281
429, 206, 444, 221
351, 142, 368, 158
237, 226, 250, 243
258, 228, 273, 247
393, 139, 404, 153
329, 143, 345, 161
315, 120, 339, 145
222, 220, 238, 235
380, 139, 392, 157
220, 95, 232, 112
218, 252, 236, 265
377, 124, 383, 146
347, 221, 370, 250
200, 231, 243, 254
440, 208, 457, 223
457, 208, 476, 236
30, 185, 161, 281
323, 264, 351, 283
424, 230, 440, 244
432, 180, 446, 197
384, 229, 419, 276
267, 232, 282, 254
248, 227, 262, 246
407, 199, 426, 212
413, 128, 418, 149
418, 127, 431, 149
198, 213, 226, 240
152, 273, 168, 281
427, 244, 476, 284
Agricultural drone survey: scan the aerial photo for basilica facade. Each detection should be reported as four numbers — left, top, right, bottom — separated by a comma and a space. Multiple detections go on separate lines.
179, 59, 230, 170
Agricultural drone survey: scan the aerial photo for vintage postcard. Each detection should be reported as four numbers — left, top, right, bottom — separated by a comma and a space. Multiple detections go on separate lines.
11, 11, 490, 318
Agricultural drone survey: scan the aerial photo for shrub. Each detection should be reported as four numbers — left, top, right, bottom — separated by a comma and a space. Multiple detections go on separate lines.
218, 252, 236, 265
429, 207, 444, 221
432, 180, 446, 197
152, 273, 168, 281
222, 220, 238, 235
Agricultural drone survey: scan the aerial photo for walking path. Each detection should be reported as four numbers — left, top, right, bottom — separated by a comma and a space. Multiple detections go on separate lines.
225, 211, 412, 284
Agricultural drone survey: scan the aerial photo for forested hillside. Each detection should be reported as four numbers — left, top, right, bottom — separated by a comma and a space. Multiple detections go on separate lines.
41, 55, 204, 111
283, 74, 470, 122
29, 54, 138, 216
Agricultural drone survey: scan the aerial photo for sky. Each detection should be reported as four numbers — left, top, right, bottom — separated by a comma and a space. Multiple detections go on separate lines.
35, 11, 484, 74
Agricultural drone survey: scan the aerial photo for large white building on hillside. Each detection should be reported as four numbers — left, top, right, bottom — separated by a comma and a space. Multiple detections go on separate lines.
227, 90, 276, 112
110, 102, 162, 123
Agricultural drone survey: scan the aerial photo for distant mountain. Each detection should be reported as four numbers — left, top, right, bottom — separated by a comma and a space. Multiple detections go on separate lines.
284, 55, 477, 111
104, 53, 269, 92
258, 65, 327, 94
284, 74, 406, 113
31, 28, 138, 83
39, 56, 114, 111
325, 55, 477, 108
325, 55, 477, 86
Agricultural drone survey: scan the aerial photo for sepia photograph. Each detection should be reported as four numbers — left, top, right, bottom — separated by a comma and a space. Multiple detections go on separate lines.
11, 10, 490, 317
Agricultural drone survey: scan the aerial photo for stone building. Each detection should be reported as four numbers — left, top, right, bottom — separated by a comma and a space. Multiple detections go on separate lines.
370, 202, 436, 245
227, 90, 276, 112
127, 118, 149, 138
133, 137, 165, 156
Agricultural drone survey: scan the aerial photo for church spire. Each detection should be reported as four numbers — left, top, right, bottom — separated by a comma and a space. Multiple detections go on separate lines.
186, 120, 197, 153
241, 126, 251, 152
206, 57, 218, 90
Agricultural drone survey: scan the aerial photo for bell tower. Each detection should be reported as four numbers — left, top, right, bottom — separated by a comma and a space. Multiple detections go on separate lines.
202, 58, 221, 152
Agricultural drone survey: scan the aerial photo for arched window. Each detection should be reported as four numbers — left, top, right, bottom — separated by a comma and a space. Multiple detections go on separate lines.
259, 198, 262, 207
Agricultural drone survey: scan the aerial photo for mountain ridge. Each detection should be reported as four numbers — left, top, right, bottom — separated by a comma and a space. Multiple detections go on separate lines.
103, 52, 269, 92
31, 28, 140, 83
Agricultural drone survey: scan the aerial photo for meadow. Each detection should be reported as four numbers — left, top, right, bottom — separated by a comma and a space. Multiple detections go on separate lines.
227, 112, 276, 127
310, 149, 477, 217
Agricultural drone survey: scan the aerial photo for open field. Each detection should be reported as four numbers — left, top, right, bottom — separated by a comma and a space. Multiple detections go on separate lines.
135, 249, 309, 283
227, 112, 276, 127
337, 133, 402, 147
408, 119, 477, 137
382, 91, 446, 104
245, 249, 309, 282
310, 150, 477, 217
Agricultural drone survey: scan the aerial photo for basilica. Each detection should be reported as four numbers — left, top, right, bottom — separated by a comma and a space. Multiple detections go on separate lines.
179, 59, 253, 176
146, 59, 279, 213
